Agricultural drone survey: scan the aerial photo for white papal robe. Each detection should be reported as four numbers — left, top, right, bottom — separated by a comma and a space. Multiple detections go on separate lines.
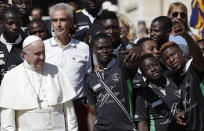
0, 61, 78, 131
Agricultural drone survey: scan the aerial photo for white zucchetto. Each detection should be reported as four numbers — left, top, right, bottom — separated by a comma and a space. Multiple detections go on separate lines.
23, 35, 42, 49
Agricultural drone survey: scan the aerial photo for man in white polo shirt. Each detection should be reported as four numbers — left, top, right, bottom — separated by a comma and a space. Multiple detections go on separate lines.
44, 3, 92, 131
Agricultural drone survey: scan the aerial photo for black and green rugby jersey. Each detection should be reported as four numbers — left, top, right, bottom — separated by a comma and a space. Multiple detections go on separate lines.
85, 55, 135, 131
173, 62, 204, 131
135, 78, 185, 131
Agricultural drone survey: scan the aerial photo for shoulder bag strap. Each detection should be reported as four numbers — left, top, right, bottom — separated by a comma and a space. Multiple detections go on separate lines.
99, 79, 136, 129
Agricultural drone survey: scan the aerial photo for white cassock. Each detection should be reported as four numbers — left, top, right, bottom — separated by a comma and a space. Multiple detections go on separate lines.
0, 60, 78, 131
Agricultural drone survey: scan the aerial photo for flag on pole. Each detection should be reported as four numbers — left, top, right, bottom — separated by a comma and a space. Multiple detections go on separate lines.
190, 0, 204, 39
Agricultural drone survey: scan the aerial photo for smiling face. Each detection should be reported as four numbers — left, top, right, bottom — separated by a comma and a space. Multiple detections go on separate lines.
23, 40, 45, 70
150, 21, 170, 47
141, 40, 160, 59
168, 6, 187, 26
51, 9, 72, 38
161, 46, 185, 72
93, 37, 113, 66
140, 56, 162, 81
101, 19, 120, 47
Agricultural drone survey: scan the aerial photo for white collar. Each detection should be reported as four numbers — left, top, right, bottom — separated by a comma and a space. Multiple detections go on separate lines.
148, 77, 170, 96
138, 68, 147, 82
24, 60, 43, 73
180, 58, 193, 76
0, 34, 22, 45
148, 77, 170, 89
49, 37, 76, 48
82, 9, 102, 23
96, 58, 116, 80
21, 27, 28, 32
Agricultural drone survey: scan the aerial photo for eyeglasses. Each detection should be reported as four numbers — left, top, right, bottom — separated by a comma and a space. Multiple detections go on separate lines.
172, 12, 186, 18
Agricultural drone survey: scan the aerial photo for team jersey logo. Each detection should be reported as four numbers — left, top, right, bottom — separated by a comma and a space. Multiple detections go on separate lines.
175, 89, 181, 98
112, 73, 120, 82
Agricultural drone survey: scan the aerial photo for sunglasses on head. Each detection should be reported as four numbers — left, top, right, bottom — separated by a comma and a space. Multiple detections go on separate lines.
172, 12, 186, 18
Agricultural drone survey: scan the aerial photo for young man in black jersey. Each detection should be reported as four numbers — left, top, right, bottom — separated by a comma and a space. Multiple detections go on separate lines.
0, 7, 24, 83
86, 33, 138, 131
160, 21, 204, 130
132, 38, 160, 112
98, 11, 135, 54
135, 54, 185, 131
91, 11, 138, 66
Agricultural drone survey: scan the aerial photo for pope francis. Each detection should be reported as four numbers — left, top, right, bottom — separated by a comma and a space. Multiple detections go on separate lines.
0, 35, 78, 131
